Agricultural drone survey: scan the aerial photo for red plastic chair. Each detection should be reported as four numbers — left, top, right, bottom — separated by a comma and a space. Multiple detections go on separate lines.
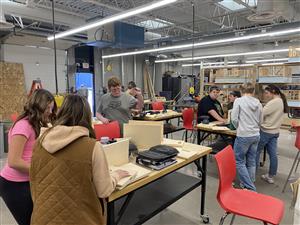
182, 108, 194, 142
151, 101, 164, 110
93, 121, 121, 140
282, 121, 300, 192
215, 145, 284, 225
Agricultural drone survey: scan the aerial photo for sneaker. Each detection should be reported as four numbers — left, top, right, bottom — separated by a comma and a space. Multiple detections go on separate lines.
261, 174, 274, 184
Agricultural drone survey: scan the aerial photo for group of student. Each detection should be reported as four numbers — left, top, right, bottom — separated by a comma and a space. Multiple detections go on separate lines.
0, 77, 288, 224
0, 88, 133, 225
197, 83, 288, 191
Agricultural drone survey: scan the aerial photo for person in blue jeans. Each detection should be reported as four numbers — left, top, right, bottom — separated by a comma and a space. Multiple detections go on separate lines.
231, 83, 262, 191
256, 85, 288, 184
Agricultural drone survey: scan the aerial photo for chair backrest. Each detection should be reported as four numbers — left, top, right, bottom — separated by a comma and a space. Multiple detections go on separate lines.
292, 121, 300, 150
215, 145, 236, 203
182, 108, 194, 128
151, 101, 164, 110
94, 121, 121, 140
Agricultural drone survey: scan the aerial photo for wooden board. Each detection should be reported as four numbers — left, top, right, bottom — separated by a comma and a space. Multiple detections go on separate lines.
102, 139, 130, 166
128, 120, 164, 127
123, 123, 163, 150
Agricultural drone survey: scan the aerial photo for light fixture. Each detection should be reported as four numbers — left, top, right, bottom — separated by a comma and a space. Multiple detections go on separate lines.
102, 28, 300, 59
182, 61, 238, 67
47, 0, 177, 41
155, 49, 289, 63
261, 62, 286, 66
202, 64, 254, 69
245, 58, 289, 63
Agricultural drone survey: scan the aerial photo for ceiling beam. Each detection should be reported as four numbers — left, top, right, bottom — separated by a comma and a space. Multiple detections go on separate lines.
82, 0, 195, 34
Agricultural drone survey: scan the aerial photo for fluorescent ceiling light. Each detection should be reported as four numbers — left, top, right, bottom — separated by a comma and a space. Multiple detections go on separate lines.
246, 58, 289, 63
155, 49, 289, 63
102, 27, 299, 59
261, 62, 286, 66
182, 61, 238, 67
203, 64, 254, 69
47, 0, 177, 41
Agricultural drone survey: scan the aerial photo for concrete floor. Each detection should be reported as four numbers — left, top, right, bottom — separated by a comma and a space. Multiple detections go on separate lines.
0, 128, 297, 225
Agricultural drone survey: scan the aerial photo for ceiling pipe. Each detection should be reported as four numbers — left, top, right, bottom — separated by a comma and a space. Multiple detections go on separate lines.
1, 0, 85, 28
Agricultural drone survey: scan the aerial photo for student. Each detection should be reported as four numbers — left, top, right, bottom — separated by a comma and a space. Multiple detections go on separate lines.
227, 90, 241, 110
256, 84, 288, 184
30, 94, 129, 225
197, 86, 225, 123
96, 77, 143, 129
126, 81, 144, 112
231, 83, 262, 191
0, 89, 56, 225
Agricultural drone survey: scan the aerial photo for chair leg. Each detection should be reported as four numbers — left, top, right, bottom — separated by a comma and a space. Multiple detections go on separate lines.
295, 156, 300, 173
263, 222, 268, 225
185, 130, 188, 142
219, 212, 231, 225
282, 151, 300, 192
229, 214, 236, 225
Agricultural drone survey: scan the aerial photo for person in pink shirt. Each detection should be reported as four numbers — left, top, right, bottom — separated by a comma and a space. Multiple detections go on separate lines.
0, 89, 57, 225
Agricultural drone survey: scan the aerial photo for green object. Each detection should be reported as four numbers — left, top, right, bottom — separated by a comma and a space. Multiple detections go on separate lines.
228, 122, 236, 130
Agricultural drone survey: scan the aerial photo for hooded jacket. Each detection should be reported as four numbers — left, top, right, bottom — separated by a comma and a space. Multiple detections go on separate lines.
231, 95, 262, 137
30, 125, 118, 225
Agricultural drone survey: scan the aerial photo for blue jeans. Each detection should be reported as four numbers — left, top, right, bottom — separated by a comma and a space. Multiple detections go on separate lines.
256, 130, 279, 176
234, 136, 260, 191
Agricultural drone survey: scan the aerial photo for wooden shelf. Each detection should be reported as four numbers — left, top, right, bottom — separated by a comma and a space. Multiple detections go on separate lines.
215, 78, 252, 84
258, 76, 292, 83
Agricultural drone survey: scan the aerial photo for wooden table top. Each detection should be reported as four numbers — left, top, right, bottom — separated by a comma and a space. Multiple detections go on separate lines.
196, 123, 237, 136
134, 110, 182, 121
108, 144, 211, 202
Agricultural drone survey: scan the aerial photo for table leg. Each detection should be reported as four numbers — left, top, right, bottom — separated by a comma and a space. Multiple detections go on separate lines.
107, 201, 115, 225
200, 155, 209, 223
200, 155, 207, 216
260, 147, 267, 167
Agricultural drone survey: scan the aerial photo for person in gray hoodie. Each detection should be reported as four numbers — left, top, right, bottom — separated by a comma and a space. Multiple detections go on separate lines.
231, 83, 262, 191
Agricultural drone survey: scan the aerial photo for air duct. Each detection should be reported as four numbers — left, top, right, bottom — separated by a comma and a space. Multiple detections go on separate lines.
247, 0, 279, 22
247, 0, 296, 23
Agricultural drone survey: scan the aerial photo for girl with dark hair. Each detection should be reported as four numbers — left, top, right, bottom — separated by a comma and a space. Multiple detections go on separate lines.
30, 94, 129, 225
256, 84, 288, 184
0, 89, 56, 225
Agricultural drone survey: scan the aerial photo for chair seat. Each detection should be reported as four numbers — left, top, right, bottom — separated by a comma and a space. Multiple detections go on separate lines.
220, 188, 284, 225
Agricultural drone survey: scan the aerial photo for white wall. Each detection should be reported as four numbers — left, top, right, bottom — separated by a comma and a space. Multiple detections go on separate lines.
2, 44, 67, 94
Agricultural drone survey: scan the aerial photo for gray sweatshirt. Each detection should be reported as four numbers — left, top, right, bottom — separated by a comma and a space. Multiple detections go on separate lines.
231, 95, 262, 137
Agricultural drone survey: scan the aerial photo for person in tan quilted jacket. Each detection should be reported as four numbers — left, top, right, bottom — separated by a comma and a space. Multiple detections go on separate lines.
30, 94, 129, 225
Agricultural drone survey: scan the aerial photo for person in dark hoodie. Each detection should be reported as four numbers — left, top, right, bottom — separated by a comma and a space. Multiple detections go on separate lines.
30, 94, 129, 225
231, 83, 262, 191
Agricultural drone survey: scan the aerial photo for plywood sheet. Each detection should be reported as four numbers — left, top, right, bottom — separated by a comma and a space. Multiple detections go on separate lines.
102, 139, 130, 166
123, 123, 163, 150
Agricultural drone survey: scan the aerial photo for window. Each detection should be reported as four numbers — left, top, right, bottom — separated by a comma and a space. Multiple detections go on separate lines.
137, 19, 173, 30
219, 0, 257, 11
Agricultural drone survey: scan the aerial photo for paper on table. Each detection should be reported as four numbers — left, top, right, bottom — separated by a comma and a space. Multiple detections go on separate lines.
176, 147, 197, 159
211, 126, 230, 131
110, 163, 152, 190
162, 138, 185, 147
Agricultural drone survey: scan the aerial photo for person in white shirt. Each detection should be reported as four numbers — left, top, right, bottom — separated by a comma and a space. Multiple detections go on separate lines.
256, 84, 288, 184
231, 83, 262, 191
